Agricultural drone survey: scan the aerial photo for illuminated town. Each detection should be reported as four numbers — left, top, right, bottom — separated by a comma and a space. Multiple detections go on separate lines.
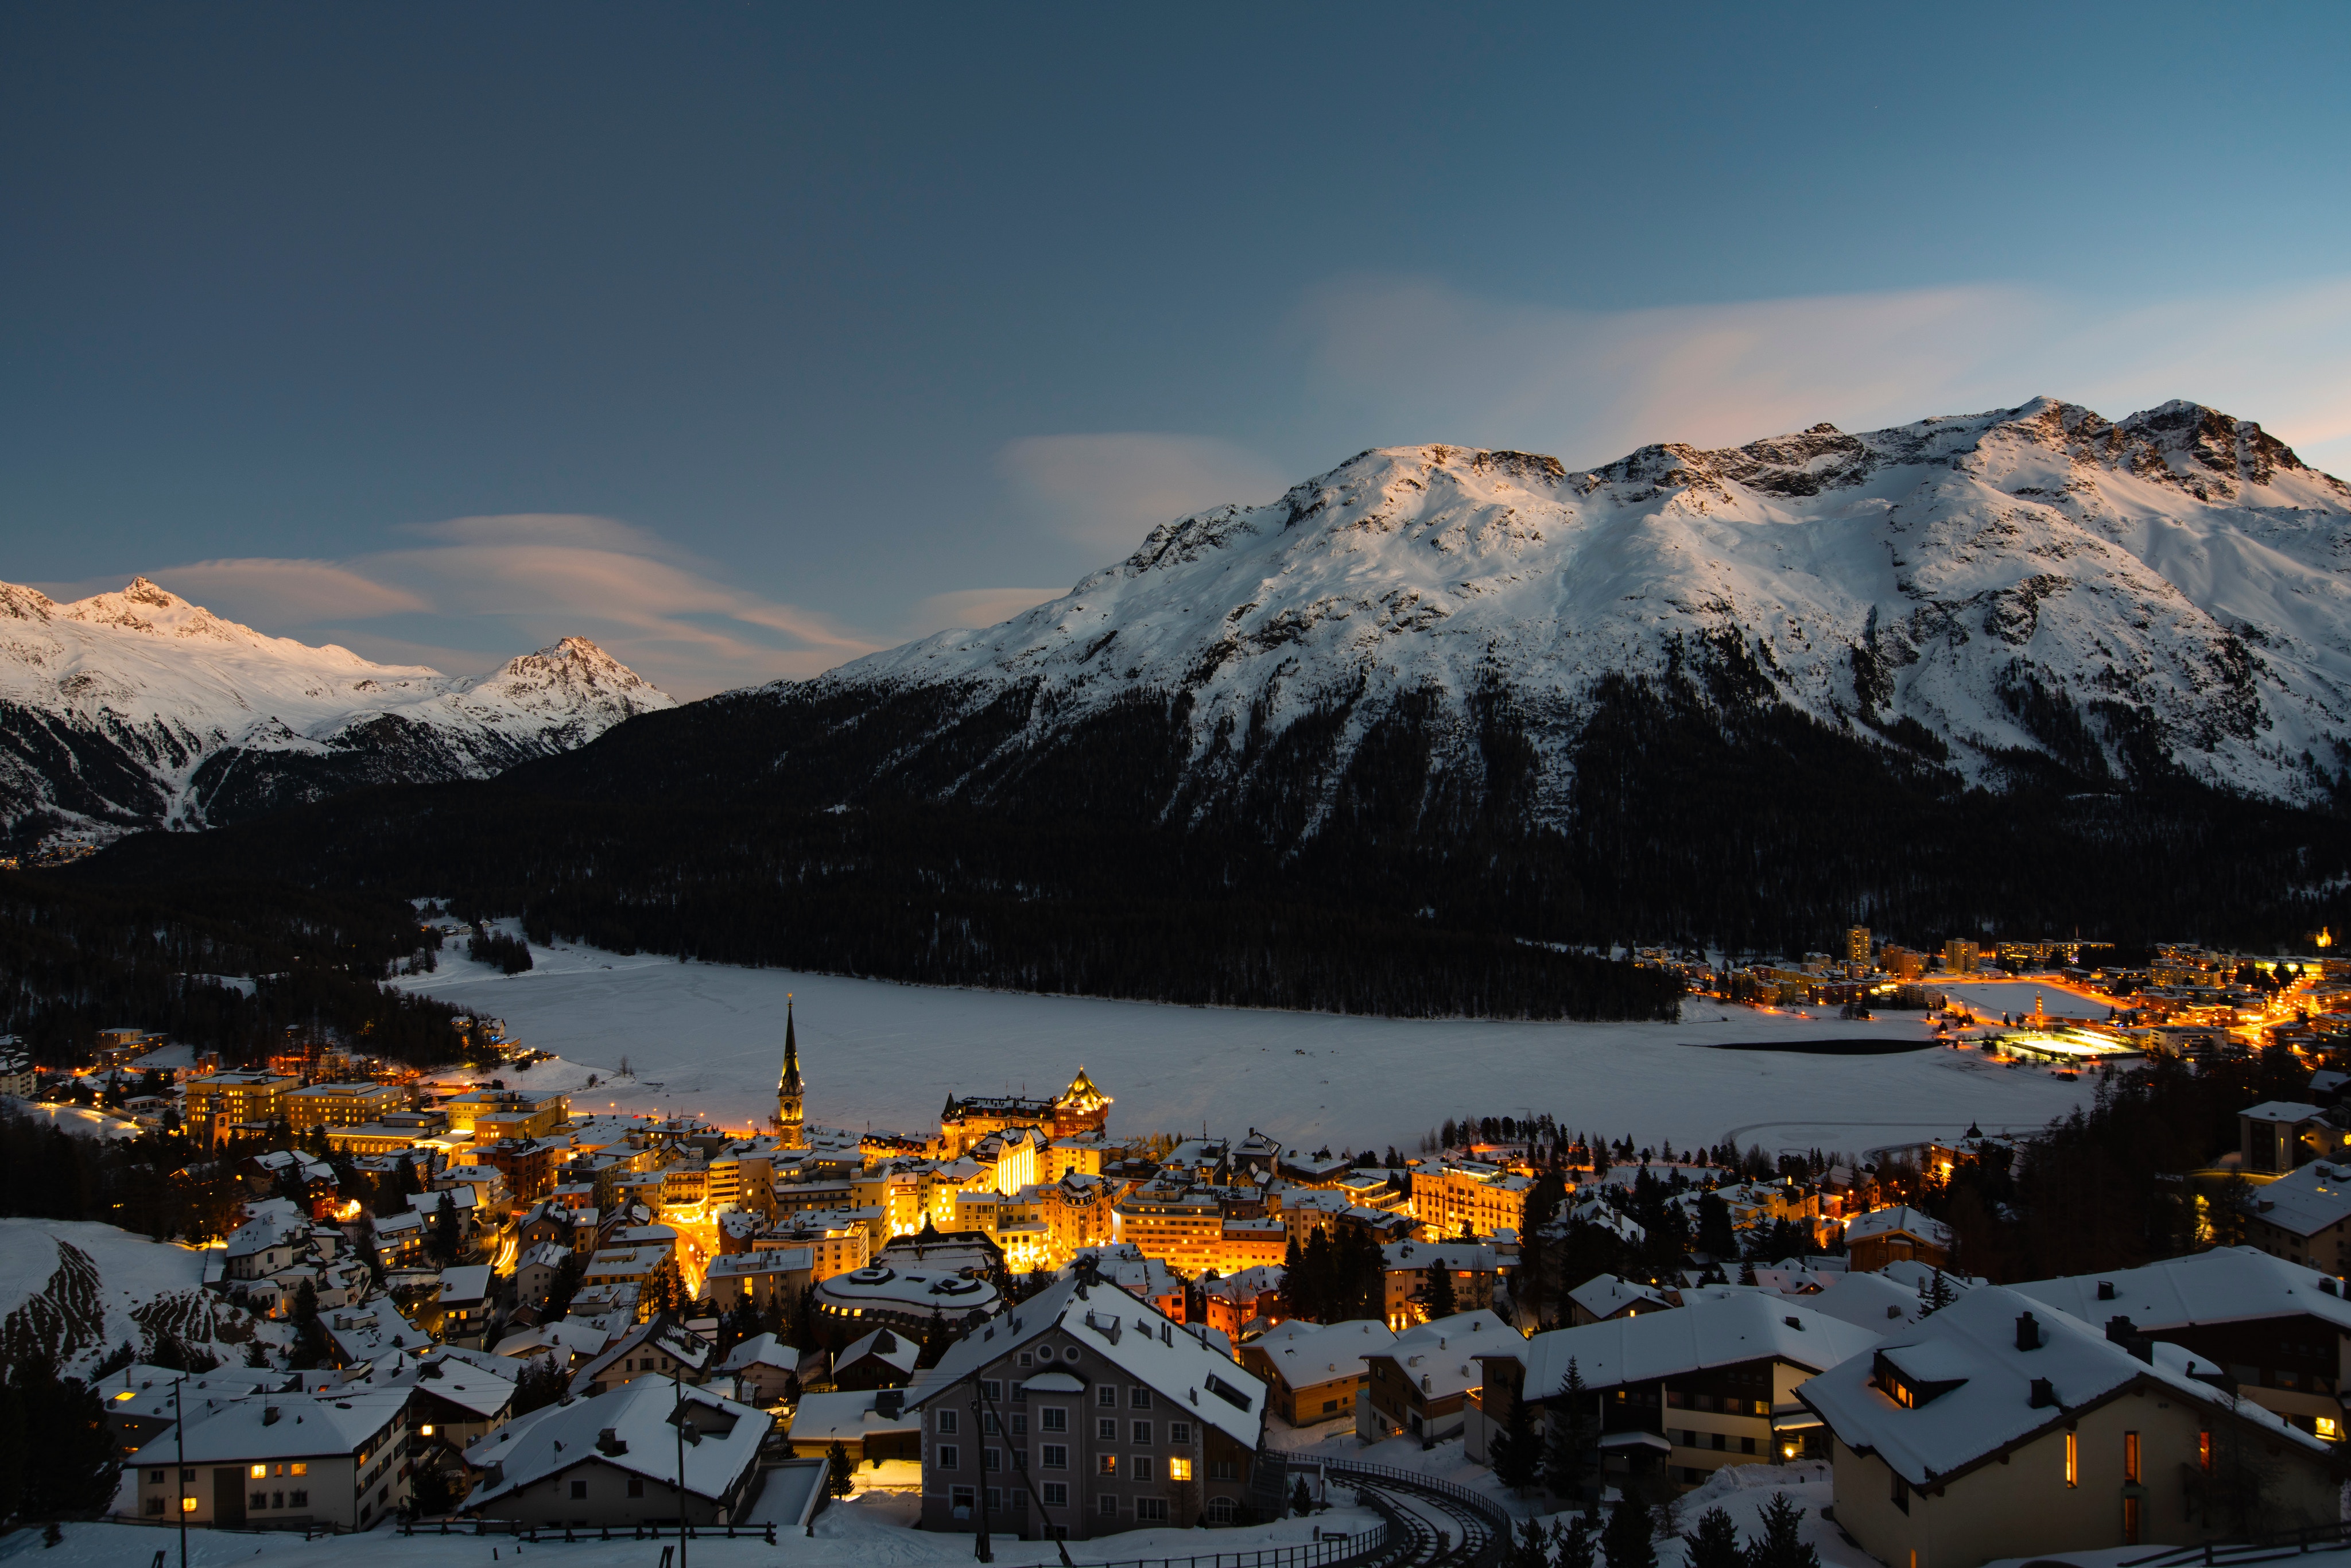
10, 925, 2346, 1558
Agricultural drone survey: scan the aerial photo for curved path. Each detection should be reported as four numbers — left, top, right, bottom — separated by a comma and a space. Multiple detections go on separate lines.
1310, 1460, 1507, 1568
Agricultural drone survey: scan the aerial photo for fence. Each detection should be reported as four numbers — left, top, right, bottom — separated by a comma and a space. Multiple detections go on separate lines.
2118, 1520, 2351, 1568
398, 1518, 779, 1545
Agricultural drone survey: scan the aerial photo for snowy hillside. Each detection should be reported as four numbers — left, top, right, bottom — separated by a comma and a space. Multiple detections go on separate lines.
812, 398, 2351, 819
0, 1218, 257, 1377
0, 576, 672, 845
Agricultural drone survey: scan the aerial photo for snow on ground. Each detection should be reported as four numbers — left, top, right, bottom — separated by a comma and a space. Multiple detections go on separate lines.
19, 1497, 1383, 1567
399, 938, 2100, 1155
6, 1098, 147, 1140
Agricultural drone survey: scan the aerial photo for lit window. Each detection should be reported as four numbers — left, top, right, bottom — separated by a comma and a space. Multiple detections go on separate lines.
1169, 1457, 1192, 1481
2064, 1431, 2078, 1487
290, 1464, 306, 1477
420, 1425, 434, 1436
250, 1464, 267, 1480
2123, 1430, 2140, 1484
181, 1497, 199, 1514
2319, 1417, 2343, 1441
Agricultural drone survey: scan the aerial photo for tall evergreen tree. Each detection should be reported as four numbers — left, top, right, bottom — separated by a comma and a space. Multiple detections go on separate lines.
1553, 1512, 1596, 1568
1602, 1495, 1658, 1568
1542, 1357, 1598, 1503
1414, 1260, 1458, 1322
1683, 1506, 1744, 1568
1488, 1377, 1542, 1494
1744, 1493, 1820, 1568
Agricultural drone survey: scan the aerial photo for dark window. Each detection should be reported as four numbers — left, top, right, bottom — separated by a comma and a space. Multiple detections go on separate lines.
1170, 1421, 1190, 1443
1041, 1407, 1066, 1433
1131, 1387, 1152, 1410
1892, 1474, 1909, 1515
1097, 1386, 1118, 1407
984, 1448, 1002, 1472
1133, 1421, 1153, 1444
981, 1380, 1002, 1400
289, 1490, 307, 1507
939, 1445, 959, 1471
1136, 1497, 1169, 1522
250, 1492, 268, 1510
1042, 1445, 1068, 1469
1098, 1494, 1118, 1516
571, 1480, 588, 1500
628, 1477, 645, 1497
938, 1410, 959, 1435
1043, 1482, 1068, 1506
1098, 1418, 1118, 1441
1740, 1437, 1756, 1455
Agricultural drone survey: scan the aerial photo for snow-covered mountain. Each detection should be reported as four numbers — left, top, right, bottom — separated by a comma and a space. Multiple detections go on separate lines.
801, 398, 2351, 823
0, 576, 672, 846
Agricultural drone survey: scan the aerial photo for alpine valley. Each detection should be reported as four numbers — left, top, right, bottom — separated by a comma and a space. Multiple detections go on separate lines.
0, 576, 673, 848
64, 398, 2351, 1018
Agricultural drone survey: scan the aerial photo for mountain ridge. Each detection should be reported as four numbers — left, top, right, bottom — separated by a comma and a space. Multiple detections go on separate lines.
0, 577, 673, 848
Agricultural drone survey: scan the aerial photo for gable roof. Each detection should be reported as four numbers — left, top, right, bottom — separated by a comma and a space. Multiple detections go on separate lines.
1568, 1274, 1673, 1320
1246, 1319, 1396, 1389
463, 1379, 766, 1507
1843, 1206, 1952, 1247
716, 1332, 804, 1375
129, 1387, 408, 1466
1524, 1294, 1879, 1400
568, 1314, 713, 1396
2012, 1245, 2351, 1334
907, 1275, 1266, 1448
1797, 1284, 2334, 1488
836, 1326, 921, 1377
1367, 1310, 1518, 1400
2234, 1161, 2351, 1240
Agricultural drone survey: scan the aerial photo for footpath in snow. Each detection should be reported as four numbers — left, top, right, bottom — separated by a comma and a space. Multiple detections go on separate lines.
398, 935, 2100, 1154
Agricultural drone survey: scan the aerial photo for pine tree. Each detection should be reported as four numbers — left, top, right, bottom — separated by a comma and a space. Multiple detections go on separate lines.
1414, 1260, 1458, 1322
429, 1191, 463, 1266
1488, 1376, 1542, 1494
1554, 1513, 1596, 1568
1920, 1268, 1955, 1316
1602, 1495, 1658, 1568
825, 1440, 855, 1498
1683, 1505, 1744, 1568
1291, 1474, 1314, 1517
1745, 1493, 1819, 1568
1511, 1517, 1553, 1568
1542, 1357, 1597, 1503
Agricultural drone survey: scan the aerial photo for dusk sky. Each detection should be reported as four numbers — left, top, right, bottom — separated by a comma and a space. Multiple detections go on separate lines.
8, 3, 2350, 698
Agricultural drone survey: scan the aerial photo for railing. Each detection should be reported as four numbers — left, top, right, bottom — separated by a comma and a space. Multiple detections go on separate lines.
1306, 1457, 1512, 1568
2120, 1520, 2351, 1568
1066, 1519, 1387, 1568
397, 1518, 779, 1544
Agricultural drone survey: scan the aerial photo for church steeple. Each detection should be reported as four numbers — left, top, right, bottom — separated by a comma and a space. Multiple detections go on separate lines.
774, 995, 805, 1146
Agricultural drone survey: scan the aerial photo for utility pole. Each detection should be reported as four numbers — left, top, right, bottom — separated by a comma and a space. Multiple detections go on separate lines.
969, 1382, 991, 1563
674, 1365, 689, 1568
173, 1375, 188, 1568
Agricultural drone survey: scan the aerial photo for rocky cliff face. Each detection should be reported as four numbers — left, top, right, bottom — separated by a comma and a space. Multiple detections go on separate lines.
0, 578, 672, 848
788, 398, 2351, 829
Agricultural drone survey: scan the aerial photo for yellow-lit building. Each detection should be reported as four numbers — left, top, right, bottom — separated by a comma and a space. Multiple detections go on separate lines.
1409, 1160, 1534, 1240
936, 1068, 1112, 1158
756, 1221, 868, 1280
185, 1072, 298, 1142
285, 1081, 406, 1134
439, 1088, 569, 1143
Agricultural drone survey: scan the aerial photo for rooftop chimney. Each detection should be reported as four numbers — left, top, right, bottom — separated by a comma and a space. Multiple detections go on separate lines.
2028, 1377, 2056, 1408
2096, 1281, 2115, 1301
2016, 1312, 2042, 1352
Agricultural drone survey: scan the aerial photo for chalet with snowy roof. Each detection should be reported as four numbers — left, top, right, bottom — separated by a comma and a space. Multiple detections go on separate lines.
2014, 1245, 2351, 1441
2242, 1100, 2342, 1174
832, 1325, 921, 1391
906, 1273, 1268, 1539
1800, 1286, 2345, 1567
1503, 1293, 1881, 1489
786, 1386, 921, 1462
2238, 1158, 2351, 1273
715, 1332, 813, 1406
1360, 1308, 1514, 1446
462, 1377, 767, 1528
569, 1314, 712, 1398
1566, 1274, 1675, 1326
1844, 1205, 1953, 1272
1239, 1318, 1394, 1427
126, 1385, 413, 1531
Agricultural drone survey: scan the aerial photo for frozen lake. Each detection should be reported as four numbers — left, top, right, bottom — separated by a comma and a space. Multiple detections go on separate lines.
399, 940, 2097, 1159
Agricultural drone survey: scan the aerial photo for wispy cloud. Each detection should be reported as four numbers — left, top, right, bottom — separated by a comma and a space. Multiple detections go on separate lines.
1296, 274, 2351, 474
999, 432, 1289, 552
120, 513, 886, 700
903, 586, 1070, 639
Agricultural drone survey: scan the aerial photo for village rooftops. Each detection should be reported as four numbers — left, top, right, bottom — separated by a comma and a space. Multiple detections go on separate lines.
1842, 1206, 1953, 1248
127, 1385, 409, 1468
909, 1274, 1269, 1450
1372, 1310, 1515, 1402
1523, 1293, 1881, 1399
2013, 1245, 2351, 1332
2234, 1162, 2351, 1240
1567, 1274, 1674, 1322
715, 1333, 806, 1376
1250, 1318, 1396, 1385
463, 1377, 766, 1510
1798, 1285, 2334, 1488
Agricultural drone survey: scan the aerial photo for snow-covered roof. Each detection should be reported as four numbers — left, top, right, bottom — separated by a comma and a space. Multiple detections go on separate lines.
1383, 1240, 1497, 1272
836, 1326, 921, 1377
2241, 1100, 2326, 1124
1247, 1318, 1395, 1388
2012, 1245, 2351, 1333
1370, 1310, 1515, 1401
2237, 1162, 2351, 1240
438, 1263, 492, 1304
463, 1379, 766, 1507
1842, 1206, 1952, 1247
129, 1387, 408, 1466
569, 1315, 712, 1395
787, 1388, 918, 1444
715, 1333, 803, 1375
363, 1345, 519, 1419
96, 1366, 271, 1426
1749, 1268, 1935, 1330
909, 1275, 1267, 1449
1525, 1294, 1879, 1399
1798, 1285, 2334, 1487
1568, 1274, 1673, 1320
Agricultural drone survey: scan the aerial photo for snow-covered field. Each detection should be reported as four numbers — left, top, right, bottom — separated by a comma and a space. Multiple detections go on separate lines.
401, 937, 2098, 1156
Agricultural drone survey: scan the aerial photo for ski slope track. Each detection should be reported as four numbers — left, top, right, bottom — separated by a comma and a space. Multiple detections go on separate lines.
0, 577, 672, 847
804, 398, 2351, 830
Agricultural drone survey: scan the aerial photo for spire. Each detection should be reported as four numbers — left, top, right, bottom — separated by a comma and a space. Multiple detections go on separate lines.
779, 996, 802, 1096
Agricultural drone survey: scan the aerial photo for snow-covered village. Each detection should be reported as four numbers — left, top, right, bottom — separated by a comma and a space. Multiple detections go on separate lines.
12, 6, 2351, 1568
